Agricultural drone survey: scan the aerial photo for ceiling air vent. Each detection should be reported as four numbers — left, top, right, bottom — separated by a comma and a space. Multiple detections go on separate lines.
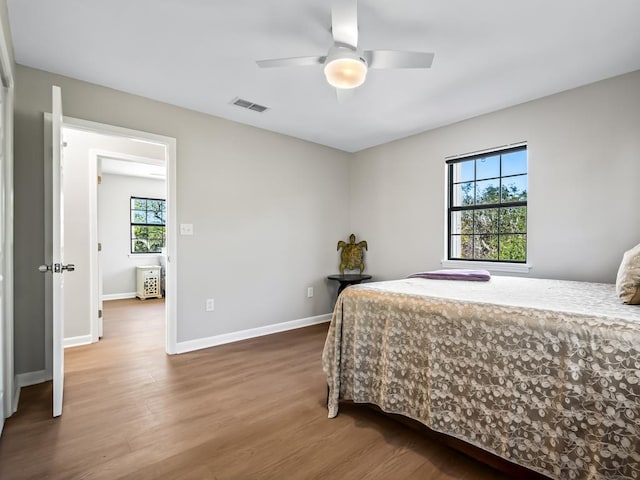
231, 97, 269, 113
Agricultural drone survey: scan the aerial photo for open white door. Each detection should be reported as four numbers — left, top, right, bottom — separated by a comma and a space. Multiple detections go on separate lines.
97, 156, 103, 338
51, 85, 64, 418
39, 85, 73, 417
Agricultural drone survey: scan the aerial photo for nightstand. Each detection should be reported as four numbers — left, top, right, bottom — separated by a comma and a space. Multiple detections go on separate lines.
136, 265, 162, 300
327, 273, 373, 297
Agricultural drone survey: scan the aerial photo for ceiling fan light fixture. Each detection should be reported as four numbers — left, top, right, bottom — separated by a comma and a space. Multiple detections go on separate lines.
255, 2, 435, 98
324, 56, 367, 89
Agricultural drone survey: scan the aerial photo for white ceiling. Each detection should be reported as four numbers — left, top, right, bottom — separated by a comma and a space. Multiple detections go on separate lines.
7, 1, 640, 152
101, 157, 166, 180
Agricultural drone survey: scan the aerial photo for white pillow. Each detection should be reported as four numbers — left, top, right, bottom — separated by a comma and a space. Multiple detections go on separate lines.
616, 243, 640, 305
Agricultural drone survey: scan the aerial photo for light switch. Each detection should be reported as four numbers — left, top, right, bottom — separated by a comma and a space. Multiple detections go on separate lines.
180, 223, 194, 235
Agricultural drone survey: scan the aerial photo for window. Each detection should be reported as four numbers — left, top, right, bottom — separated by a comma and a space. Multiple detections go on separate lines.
130, 197, 166, 254
447, 145, 527, 262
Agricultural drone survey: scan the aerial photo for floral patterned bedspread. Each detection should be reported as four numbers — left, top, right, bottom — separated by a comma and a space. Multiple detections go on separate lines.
322, 277, 640, 480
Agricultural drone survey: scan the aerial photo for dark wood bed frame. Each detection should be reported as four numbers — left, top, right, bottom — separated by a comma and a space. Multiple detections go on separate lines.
332, 394, 551, 479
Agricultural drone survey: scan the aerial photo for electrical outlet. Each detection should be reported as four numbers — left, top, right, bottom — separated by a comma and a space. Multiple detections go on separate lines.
307, 287, 314, 298
205, 298, 215, 311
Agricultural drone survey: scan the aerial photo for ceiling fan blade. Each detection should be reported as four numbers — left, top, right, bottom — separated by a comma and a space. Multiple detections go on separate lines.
336, 87, 355, 103
331, 0, 358, 49
256, 56, 325, 68
363, 50, 435, 69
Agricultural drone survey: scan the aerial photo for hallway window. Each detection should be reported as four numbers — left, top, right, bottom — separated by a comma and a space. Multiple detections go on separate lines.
131, 197, 166, 253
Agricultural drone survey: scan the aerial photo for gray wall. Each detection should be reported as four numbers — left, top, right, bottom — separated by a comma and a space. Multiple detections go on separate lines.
349, 70, 640, 283
14, 65, 350, 374
100, 173, 165, 297
14, 62, 640, 375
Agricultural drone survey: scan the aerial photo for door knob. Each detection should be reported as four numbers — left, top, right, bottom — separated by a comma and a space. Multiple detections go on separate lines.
38, 263, 75, 273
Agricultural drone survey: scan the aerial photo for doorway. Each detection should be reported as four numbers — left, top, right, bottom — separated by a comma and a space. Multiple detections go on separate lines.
56, 117, 177, 355
94, 149, 168, 340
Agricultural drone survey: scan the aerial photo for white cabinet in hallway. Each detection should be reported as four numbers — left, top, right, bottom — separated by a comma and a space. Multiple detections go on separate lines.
136, 266, 162, 300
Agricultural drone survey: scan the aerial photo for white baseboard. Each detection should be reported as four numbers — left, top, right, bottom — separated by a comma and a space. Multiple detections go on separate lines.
102, 292, 136, 301
16, 370, 50, 388
175, 313, 332, 354
64, 334, 93, 348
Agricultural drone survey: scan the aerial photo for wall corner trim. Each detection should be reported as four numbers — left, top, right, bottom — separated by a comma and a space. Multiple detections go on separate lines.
175, 313, 332, 354
12, 385, 19, 416
12, 370, 53, 414
16, 370, 50, 388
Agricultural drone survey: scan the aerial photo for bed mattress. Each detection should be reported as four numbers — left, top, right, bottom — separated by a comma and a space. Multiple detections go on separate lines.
322, 276, 640, 479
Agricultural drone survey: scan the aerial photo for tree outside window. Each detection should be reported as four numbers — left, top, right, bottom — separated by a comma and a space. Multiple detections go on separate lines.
447, 146, 527, 262
130, 197, 166, 254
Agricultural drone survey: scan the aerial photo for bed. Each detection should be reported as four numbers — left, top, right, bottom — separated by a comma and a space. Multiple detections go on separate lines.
322, 276, 640, 480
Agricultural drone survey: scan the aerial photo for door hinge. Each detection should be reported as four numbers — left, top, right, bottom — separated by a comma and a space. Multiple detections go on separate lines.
98, 309, 103, 318
97, 175, 102, 184
98, 242, 102, 252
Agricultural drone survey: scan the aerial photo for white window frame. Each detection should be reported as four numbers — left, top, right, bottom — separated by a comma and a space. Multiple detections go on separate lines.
442, 142, 532, 274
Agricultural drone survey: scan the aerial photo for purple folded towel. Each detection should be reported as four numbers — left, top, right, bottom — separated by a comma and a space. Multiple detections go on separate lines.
408, 269, 491, 281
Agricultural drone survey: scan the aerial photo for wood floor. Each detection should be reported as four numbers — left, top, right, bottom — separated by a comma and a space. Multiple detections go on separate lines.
0, 298, 512, 479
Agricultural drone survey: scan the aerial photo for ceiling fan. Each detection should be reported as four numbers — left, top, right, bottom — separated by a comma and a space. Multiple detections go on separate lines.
256, 0, 435, 98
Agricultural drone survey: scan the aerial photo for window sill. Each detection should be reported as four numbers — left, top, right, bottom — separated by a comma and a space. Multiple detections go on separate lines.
441, 259, 532, 274
128, 253, 163, 258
